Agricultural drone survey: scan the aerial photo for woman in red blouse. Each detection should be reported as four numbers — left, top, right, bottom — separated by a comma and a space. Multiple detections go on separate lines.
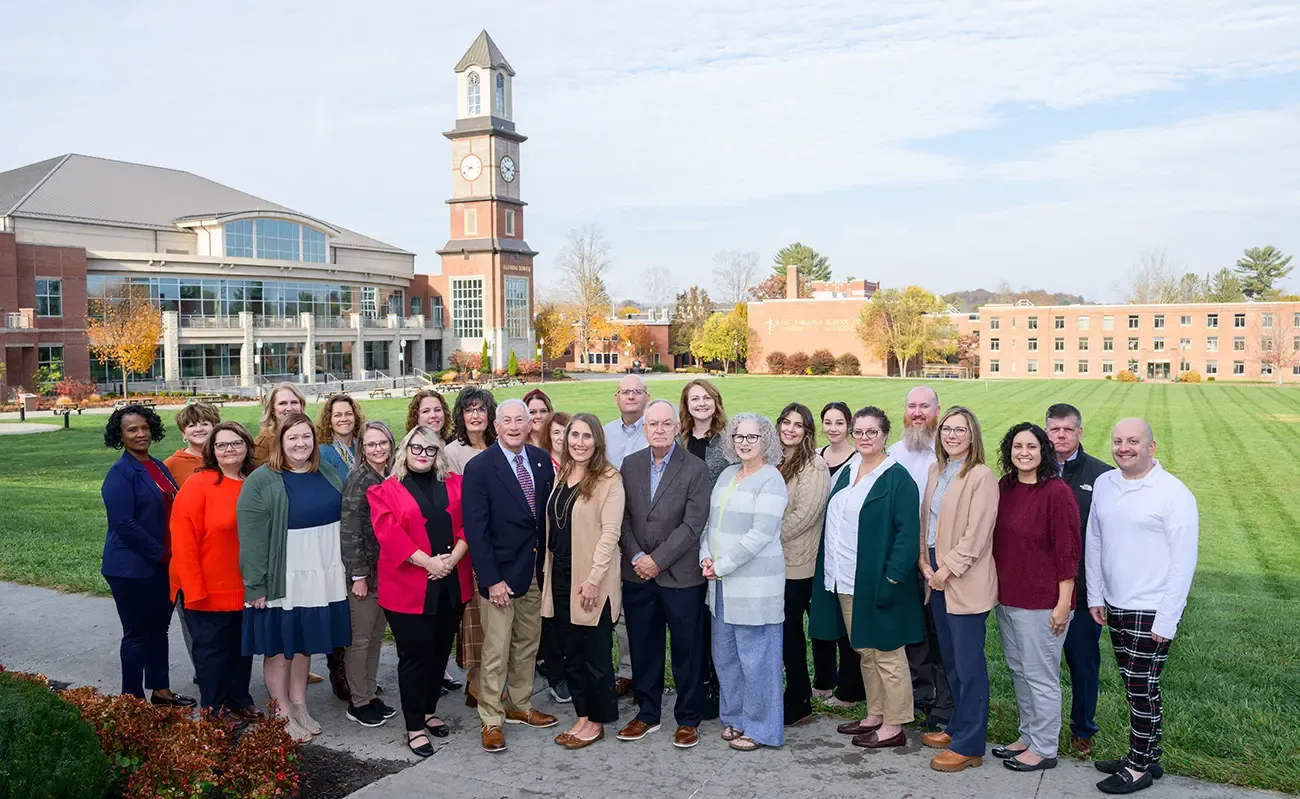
991, 422, 1080, 774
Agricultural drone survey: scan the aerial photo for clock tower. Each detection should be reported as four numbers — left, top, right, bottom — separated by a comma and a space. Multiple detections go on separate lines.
436, 30, 536, 370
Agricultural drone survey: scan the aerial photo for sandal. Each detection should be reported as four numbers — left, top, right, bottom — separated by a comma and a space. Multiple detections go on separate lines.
721, 725, 743, 741
729, 735, 764, 752
407, 732, 435, 758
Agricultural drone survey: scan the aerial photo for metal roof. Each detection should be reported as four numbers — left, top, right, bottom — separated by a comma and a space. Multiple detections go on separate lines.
454, 30, 515, 76
0, 154, 412, 255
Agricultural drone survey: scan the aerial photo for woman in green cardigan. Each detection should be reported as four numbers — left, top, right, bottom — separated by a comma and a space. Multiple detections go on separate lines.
810, 405, 925, 751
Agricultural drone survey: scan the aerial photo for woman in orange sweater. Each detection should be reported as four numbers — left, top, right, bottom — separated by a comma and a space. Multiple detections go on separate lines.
170, 421, 262, 722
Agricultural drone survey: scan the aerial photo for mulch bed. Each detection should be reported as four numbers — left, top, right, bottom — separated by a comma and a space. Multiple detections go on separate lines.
296, 745, 408, 799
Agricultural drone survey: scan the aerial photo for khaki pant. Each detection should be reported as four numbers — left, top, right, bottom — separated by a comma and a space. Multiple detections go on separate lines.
477, 580, 543, 727
344, 589, 387, 705
838, 593, 913, 725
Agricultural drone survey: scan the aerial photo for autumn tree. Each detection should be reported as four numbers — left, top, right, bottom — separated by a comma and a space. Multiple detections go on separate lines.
555, 225, 614, 365
712, 251, 760, 305
615, 305, 642, 318
1235, 246, 1293, 300
87, 286, 164, 396
955, 332, 980, 377
625, 323, 654, 359
855, 286, 953, 376
771, 242, 831, 282
669, 286, 714, 365
533, 300, 575, 365
690, 308, 751, 373
748, 271, 812, 301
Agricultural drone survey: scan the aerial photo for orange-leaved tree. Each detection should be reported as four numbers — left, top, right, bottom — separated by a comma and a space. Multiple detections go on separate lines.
86, 286, 163, 397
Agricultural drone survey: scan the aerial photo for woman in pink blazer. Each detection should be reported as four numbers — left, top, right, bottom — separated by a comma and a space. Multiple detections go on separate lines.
368, 425, 473, 758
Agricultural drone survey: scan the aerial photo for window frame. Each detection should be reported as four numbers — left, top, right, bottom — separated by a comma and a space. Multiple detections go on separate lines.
451, 276, 485, 339
35, 278, 63, 317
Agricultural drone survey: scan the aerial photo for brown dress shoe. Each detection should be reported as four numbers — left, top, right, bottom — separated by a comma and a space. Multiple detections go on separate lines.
923, 731, 952, 749
615, 677, 633, 697
481, 725, 506, 752
673, 726, 699, 748
837, 719, 882, 736
307, 671, 324, 684
230, 705, 265, 722
1071, 734, 1093, 757
505, 707, 559, 728
562, 726, 605, 749
616, 719, 660, 741
852, 729, 907, 749
931, 750, 983, 772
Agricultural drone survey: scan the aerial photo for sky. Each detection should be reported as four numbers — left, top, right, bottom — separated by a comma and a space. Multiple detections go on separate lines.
2, 0, 1299, 303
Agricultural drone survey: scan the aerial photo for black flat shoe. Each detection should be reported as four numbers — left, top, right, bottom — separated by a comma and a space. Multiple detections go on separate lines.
1098, 769, 1155, 794
1004, 755, 1057, 772
151, 692, 197, 708
1095, 760, 1164, 779
407, 733, 435, 758
992, 744, 1029, 759
442, 677, 463, 692
425, 719, 450, 738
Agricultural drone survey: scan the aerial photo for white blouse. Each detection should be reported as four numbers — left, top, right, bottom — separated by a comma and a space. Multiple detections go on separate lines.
823, 454, 896, 595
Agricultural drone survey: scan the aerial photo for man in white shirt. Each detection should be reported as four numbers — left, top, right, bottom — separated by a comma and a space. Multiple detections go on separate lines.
1086, 418, 1198, 795
885, 385, 952, 732
603, 373, 651, 694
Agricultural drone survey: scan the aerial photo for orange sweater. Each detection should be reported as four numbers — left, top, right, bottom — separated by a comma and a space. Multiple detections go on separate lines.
169, 469, 246, 611
164, 449, 204, 488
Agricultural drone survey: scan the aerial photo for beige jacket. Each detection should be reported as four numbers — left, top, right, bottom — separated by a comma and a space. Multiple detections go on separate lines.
919, 462, 999, 615
781, 456, 831, 579
541, 470, 626, 626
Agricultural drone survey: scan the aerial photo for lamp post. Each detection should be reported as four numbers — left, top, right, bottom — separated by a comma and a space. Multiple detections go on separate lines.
399, 339, 407, 378
255, 340, 264, 383
538, 338, 545, 385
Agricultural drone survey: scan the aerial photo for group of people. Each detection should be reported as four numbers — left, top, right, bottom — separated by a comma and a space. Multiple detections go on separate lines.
97, 375, 1197, 795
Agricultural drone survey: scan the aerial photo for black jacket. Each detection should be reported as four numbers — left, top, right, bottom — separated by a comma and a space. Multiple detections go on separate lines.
1060, 446, 1114, 600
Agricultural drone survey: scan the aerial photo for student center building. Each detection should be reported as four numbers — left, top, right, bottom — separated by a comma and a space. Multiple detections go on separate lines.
0, 32, 535, 395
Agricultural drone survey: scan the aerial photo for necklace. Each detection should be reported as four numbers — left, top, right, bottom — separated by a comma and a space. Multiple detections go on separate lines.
549, 480, 580, 530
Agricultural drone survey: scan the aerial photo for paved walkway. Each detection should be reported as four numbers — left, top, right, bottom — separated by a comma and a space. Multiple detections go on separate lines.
0, 582, 1270, 799
0, 422, 62, 434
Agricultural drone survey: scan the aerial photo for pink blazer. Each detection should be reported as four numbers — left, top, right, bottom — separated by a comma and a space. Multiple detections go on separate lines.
367, 473, 473, 614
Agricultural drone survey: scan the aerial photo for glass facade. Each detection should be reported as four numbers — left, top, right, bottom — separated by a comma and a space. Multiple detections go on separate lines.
256, 219, 300, 261
87, 275, 362, 319
225, 220, 254, 257
303, 228, 327, 263
452, 278, 484, 338
223, 219, 327, 263
317, 342, 351, 377
506, 277, 529, 338
258, 342, 304, 378
36, 278, 62, 317
180, 344, 241, 379
364, 341, 390, 372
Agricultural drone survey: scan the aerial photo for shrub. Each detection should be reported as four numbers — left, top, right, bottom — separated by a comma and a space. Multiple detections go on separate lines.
88, 393, 103, 402
448, 350, 481, 373
515, 358, 540, 377
809, 349, 836, 375
1104, 375, 1113, 381
507, 351, 519, 376
1207, 376, 1216, 382
649, 363, 670, 373
1177, 370, 1202, 383
480, 340, 491, 374
835, 353, 861, 375
684, 366, 706, 374
785, 352, 811, 375
1116, 370, 1138, 383
439, 370, 458, 383
551, 368, 567, 380
54, 378, 97, 402
765, 351, 788, 374
0, 671, 110, 799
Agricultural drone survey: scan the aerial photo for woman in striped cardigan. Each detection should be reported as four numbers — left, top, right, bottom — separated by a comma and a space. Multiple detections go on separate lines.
699, 413, 789, 751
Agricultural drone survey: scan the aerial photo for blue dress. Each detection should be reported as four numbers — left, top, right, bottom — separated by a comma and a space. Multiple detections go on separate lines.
242, 470, 351, 657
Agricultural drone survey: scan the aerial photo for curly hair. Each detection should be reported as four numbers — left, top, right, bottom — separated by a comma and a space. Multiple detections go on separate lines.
405, 389, 453, 441
777, 402, 817, 483
201, 422, 255, 484
316, 394, 364, 444
452, 386, 498, 447
721, 412, 783, 466
998, 422, 1059, 487
103, 405, 166, 450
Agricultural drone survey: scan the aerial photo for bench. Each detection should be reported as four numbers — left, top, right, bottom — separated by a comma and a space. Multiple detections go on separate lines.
185, 394, 226, 406
113, 398, 157, 410
368, 388, 392, 399
319, 390, 343, 401
52, 404, 84, 416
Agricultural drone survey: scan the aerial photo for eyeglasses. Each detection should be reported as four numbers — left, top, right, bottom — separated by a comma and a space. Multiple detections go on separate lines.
851, 429, 883, 440
731, 433, 761, 444
940, 425, 970, 436
213, 441, 246, 452
363, 441, 391, 451
464, 407, 487, 417
408, 444, 438, 456
616, 389, 647, 397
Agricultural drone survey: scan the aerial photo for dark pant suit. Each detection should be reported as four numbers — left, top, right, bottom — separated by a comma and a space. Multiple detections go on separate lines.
106, 573, 174, 698
186, 609, 254, 711
927, 549, 990, 757
1063, 606, 1102, 739
623, 578, 706, 727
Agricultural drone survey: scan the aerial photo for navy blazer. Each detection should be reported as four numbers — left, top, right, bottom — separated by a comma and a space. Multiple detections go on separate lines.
462, 443, 555, 598
101, 452, 178, 579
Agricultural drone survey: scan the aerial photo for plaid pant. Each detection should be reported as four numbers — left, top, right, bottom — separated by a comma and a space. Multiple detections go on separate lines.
1106, 605, 1171, 771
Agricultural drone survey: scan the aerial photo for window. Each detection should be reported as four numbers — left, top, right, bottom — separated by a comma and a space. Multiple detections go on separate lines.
410, 296, 422, 316
1103, 337, 1114, 351
1206, 361, 1217, 375
1293, 364, 1300, 376
451, 277, 484, 338
1179, 338, 1191, 350
363, 341, 390, 372
989, 338, 1000, 352
1078, 337, 1089, 351
1262, 313, 1274, 329
1153, 314, 1165, 329
1103, 315, 1114, 330
1294, 336, 1300, 352
1102, 361, 1114, 374
35, 278, 62, 317
467, 71, 481, 115
1179, 359, 1191, 372
1294, 312, 1300, 327
1207, 336, 1218, 352
1127, 337, 1139, 351
1054, 317, 1065, 330
1128, 315, 1140, 329
1028, 317, 1038, 330
1028, 338, 1038, 351
1153, 337, 1165, 351
504, 209, 516, 237
989, 360, 1000, 374
1078, 315, 1090, 330
361, 287, 378, 319
1078, 360, 1089, 374
505, 277, 529, 338
179, 343, 242, 379
1262, 337, 1275, 352
1180, 315, 1192, 326
1233, 336, 1246, 352
225, 220, 253, 257
431, 296, 444, 324
302, 228, 327, 263
1128, 359, 1139, 373
1207, 313, 1219, 328
387, 289, 405, 318
1053, 360, 1065, 374
1234, 313, 1246, 328
495, 72, 505, 115
37, 344, 63, 370
989, 317, 1000, 330
1027, 360, 1039, 373
255, 219, 300, 261
1262, 362, 1275, 376
1054, 337, 1065, 351
1234, 361, 1245, 375
464, 208, 478, 236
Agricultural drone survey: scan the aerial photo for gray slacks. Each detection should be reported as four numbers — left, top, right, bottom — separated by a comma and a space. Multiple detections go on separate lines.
996, 605, 1071, 759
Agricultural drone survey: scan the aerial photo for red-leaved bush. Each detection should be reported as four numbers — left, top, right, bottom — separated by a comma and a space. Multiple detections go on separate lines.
54, 377, 97, 401
515, 358, 541, 377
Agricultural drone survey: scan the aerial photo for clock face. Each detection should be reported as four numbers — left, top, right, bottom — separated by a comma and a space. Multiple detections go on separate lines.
459, 154, 483, 181
500, 156, 516, 183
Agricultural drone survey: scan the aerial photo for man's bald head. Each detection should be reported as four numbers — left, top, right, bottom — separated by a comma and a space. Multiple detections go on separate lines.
901, 385, 940, 451
614, 373, 650, 421
1111, 417, 1157, 478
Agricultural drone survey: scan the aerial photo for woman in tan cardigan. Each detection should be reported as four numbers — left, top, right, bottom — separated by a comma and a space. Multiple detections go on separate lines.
775, 402, 831, 725
541, 412, 626, 750
918, 405, 999, 773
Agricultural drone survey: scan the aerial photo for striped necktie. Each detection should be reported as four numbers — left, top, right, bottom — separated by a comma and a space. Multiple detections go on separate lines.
514, 453, 536, 516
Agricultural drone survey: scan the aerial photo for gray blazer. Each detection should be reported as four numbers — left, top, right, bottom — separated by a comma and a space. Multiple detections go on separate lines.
620, 445, 712, 589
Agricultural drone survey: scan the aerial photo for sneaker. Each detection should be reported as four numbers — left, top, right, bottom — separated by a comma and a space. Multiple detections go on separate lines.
373, 699, 398, 719
549, 681, 572, 704
346, 701, 387, 728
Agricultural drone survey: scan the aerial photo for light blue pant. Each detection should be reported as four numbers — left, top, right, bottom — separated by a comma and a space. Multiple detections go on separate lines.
996, 605, 1072, 759
711, 589, 784, 746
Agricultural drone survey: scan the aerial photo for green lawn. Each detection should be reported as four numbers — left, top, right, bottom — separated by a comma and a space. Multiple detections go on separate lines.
2, 376, 1298, 793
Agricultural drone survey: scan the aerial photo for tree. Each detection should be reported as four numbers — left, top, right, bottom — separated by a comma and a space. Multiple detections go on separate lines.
669, 286, 714, 365
615, 305, 642, 318
689, 308, 751, 373
1120, 251, 1180, 304
1204, 267, 1246, 303
1253, 313, 1297, 386
625, 323, 653, 359
480, 339, 491, 373
855, 286, 953, 376
748, 272, 812, 301
87, 286, 164, 396
643, 267, 674, 310
955, 332, 980, 378
712, 251, 760, 305
533, 300, 575, 365
506, 350, 519, 376
771, 242, 831, 282
554, 225, 614, 365
1235, 246, 1294, 300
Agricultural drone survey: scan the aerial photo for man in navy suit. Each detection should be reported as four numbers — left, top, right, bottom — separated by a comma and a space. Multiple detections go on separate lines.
463, 397, 559, 752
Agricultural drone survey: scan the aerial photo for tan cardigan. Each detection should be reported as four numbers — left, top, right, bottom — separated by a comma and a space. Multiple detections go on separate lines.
541, 469, 626, 626
780, 456, 831, 579
919, 462, 999, 614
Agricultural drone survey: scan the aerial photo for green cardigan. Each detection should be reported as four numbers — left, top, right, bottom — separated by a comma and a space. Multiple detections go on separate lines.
809, 460, 925, 652
237, 463, 343, 603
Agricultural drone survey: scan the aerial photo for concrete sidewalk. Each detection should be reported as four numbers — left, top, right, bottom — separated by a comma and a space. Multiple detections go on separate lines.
0, 581, 1271, 799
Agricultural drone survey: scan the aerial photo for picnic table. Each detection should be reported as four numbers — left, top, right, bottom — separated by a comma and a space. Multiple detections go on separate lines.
368, 387, 392, 399
52, 404, 84, 416
185, 394, 226, 406
113, 398, 157, 410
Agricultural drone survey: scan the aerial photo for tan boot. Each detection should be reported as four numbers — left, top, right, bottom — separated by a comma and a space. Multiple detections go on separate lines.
931, 749, 983, 772
922, 730, 952, 749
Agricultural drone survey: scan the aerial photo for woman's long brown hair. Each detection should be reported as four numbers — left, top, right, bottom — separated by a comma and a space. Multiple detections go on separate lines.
557, 412, 617, 500
677, 378, 726, 446
777, 402, 816, 483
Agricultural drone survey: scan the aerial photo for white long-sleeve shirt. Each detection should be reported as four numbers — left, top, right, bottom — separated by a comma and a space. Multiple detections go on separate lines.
823, 454, 895, 594
1085, 461, 1198, 639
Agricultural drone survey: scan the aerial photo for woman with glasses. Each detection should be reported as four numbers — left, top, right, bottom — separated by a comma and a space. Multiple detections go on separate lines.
367, 426, 473, 756
810, 406, 924, 752
524, 388, 555, 451
918, 407, 999, 773
170, 422, 259, 721
991, 422, 1080, 773
700, 413, 789, 751
406, 389, 453, 441
339, 421, 400, 728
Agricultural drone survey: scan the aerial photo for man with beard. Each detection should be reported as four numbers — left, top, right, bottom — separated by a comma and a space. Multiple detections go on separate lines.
885, 386, 954, 731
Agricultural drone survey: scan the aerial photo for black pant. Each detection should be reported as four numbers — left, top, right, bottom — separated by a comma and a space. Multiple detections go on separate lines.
553, 593, 618, 724
388, 600, 465, 731
811, 636, 866, 701
906, 589, 954, 721
782, 578, 816, 719
538, 616, 567, 686
105, 573, 173, 698
185, 608, 253, 712
623, 579, 706, 727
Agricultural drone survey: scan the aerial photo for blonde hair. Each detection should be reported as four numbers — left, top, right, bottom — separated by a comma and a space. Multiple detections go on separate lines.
267, 413, 320, 472
391, 425, 450, 482
259, 383, 307, 433
316, 394, 365, 443
935, 405, 985, 478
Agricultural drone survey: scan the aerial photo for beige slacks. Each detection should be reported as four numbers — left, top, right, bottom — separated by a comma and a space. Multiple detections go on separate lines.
837, 593, 914, 725
477, 580, 543, 727
343, 589, 387, 705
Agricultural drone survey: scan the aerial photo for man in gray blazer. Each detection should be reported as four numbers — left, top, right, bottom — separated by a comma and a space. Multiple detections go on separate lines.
614, 399, 712, 749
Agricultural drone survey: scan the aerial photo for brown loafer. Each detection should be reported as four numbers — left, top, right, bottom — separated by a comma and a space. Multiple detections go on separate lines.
615, 677, 633, 697
1071, 734, 1094, 757
616, 719, 660, 741
922, 730, 952, 749
481, 725, 506, 752
307, 671, 324, 684
562, 726, 605, 749
673, 726, 699, 748
837, 719, 882, 736
504, 707, 559, 728
554, 732, 576, 746
931, 750, 983, 772
852, 729, 907, 749
230, 705, 265, 722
